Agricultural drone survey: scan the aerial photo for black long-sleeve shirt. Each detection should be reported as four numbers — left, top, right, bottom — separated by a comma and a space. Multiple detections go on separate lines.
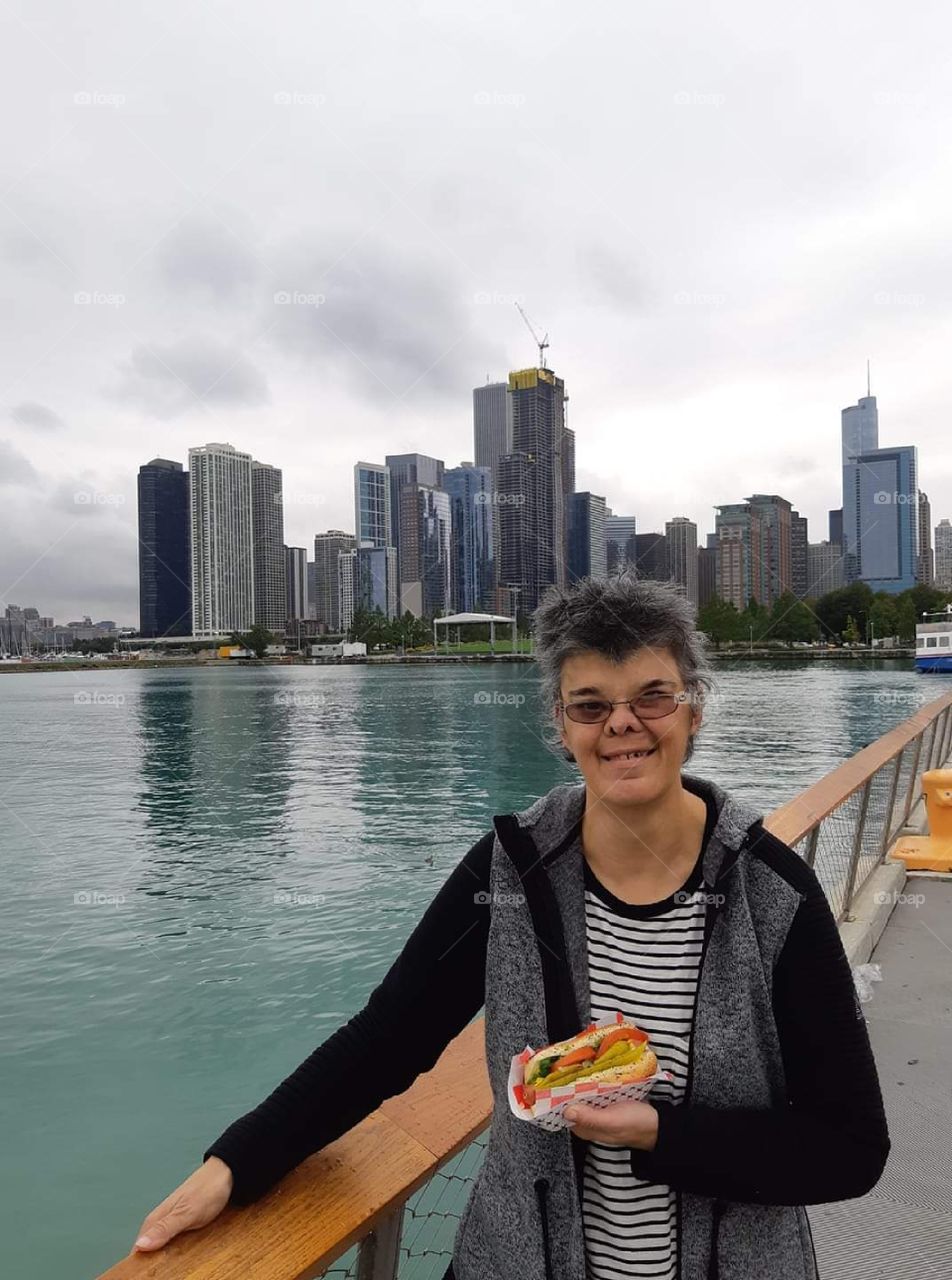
204, 828, 889, 1208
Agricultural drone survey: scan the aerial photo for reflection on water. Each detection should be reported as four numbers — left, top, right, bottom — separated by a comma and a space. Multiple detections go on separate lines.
0, 657, 939, 1279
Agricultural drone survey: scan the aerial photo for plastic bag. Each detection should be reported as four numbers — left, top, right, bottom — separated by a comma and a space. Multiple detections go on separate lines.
852, 962, 882, 1003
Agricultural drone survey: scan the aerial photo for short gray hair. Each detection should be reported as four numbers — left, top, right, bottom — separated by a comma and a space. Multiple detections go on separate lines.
531, 572, 716, 765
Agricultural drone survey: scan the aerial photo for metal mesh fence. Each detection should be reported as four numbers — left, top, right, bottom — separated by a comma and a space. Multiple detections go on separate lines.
313, 1132, 489, 1280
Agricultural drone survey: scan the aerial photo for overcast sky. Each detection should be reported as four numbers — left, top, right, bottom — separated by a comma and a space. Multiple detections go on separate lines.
2, 0, 950, 624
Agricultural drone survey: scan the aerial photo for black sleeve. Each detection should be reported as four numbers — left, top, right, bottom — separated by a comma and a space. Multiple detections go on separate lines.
203, 830, 494, 1204
628, 865, 890, 1204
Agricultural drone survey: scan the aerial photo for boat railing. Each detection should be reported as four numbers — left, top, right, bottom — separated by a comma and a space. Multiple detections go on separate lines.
95, 688, 952, 1280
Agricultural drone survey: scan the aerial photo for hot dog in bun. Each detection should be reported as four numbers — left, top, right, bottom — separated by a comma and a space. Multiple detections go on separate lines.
521, 1017, 657, 1108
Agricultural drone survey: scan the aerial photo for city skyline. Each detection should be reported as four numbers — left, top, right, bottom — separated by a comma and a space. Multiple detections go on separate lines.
3, 3, 952, 622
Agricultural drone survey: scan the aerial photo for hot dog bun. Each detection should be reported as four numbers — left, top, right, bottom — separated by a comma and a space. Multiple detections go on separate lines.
524, 1017, 647, 1086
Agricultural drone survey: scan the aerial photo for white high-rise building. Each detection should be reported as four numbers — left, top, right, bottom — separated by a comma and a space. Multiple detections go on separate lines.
936, 519, 952, 588
354, 462, 392, 548
252, 462, 286, 633
188, 442, 254, 637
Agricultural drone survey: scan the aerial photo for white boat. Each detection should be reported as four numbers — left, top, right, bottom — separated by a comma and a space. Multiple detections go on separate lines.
915, 604, 952, 673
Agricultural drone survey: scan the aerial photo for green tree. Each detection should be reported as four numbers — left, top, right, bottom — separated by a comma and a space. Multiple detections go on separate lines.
842, 614, 861, 645
769, 593, 819, 646
697, 596, 744, 649
229, 625, 273, 658
869, 595, 898, 643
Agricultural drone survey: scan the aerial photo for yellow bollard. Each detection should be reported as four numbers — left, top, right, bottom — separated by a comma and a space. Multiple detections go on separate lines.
889, 768, 952, 871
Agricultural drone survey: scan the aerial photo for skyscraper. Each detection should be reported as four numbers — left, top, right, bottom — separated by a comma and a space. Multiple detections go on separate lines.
251, 461, 286, 634
397, 484, 452, 617
474, 381, 512, 608
852, 445, 918, 593
314, 530, 356, 631
498, 366, 567, 614
473, 382, 511, 475
807, 542, 845, 596
841, 392, 879, 583
339, 545, 398, 626
137, 458, 191, 637
917, 492, 934, 586
697, 542, 717, 607
790, 511, 808, 599
665, 517, 698, 605
354, 462, 392, 548
285, 546, 308, 624
444, 464, 494, 613
745, 494, 793, 608
188, 443, 254, 637
715, 503, 763, 610
567, 493, 608, 583
634, 533, 668, 583
385, 453, 445, 614
605, 514, 637, 576
935, 519, 952, 588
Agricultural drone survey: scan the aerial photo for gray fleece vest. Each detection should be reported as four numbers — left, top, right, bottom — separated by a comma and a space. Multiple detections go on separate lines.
450, 772, 819, 1280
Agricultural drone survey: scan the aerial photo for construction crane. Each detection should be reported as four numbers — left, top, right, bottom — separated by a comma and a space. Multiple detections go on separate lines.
515, 302, 549, 369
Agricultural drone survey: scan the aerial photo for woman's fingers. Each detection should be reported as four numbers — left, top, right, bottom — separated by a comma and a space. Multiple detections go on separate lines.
133, 1158, 233, 1252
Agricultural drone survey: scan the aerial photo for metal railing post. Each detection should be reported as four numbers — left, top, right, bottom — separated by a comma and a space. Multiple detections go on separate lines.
841, 778, 873, 919
879, 751, 905, 858
939, 704, 952, 767
803, 823, 820, 868
357, 1207, 405, 1280
900, 730, 924, 828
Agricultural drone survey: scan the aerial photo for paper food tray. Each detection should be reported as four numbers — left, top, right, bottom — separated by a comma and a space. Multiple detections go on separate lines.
508, 1012, 672, 1132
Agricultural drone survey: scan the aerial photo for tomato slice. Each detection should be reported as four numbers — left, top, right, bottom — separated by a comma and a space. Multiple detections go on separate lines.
552, 1045, 597, 1071
594, 1026, 649, 1058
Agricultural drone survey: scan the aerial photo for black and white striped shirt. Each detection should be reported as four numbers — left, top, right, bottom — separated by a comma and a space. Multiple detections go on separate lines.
580, 798, 715, 1280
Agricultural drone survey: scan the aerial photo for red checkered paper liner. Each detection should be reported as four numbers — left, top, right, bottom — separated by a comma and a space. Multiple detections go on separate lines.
508, 1011, 671, 1132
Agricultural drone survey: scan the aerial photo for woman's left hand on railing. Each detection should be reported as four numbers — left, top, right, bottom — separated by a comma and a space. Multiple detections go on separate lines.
132, 1155, 234, 1252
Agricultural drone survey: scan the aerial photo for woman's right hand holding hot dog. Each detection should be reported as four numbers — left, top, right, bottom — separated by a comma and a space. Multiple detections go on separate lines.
133, 1156, 234, 1252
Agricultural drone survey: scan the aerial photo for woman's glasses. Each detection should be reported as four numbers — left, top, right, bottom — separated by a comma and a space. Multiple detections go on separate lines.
560, 689, 692, 724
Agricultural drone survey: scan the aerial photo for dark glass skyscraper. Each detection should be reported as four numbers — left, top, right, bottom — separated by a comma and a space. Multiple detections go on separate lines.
137, 458, 191, 637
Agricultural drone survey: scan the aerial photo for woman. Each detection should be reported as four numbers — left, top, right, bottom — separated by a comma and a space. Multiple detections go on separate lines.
133, 574, 889, 1279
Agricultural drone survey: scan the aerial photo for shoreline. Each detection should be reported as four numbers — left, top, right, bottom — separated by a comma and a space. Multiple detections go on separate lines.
0, 648, 919, 674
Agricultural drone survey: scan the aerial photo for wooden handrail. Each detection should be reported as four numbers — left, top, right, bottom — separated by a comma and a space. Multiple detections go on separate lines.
97, 688, 952, 1280
97, 1020, 492, 1280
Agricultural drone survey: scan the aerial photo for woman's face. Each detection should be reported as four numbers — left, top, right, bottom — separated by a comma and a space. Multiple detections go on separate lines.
557, 646, 702, 806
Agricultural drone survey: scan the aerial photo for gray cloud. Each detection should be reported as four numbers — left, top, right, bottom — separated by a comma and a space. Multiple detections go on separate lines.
10, 402, 66, 432
157, 215, 259, 302
0, 440, 39, 487
109, 337, 271, 420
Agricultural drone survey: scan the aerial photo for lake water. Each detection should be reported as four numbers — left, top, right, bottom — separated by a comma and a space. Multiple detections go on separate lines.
0, 658, 937, 1278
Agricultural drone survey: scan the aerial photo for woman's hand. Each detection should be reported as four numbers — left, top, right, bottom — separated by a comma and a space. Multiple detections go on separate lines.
133, 1156, 234, 1252
562, 1100, 659, 1150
